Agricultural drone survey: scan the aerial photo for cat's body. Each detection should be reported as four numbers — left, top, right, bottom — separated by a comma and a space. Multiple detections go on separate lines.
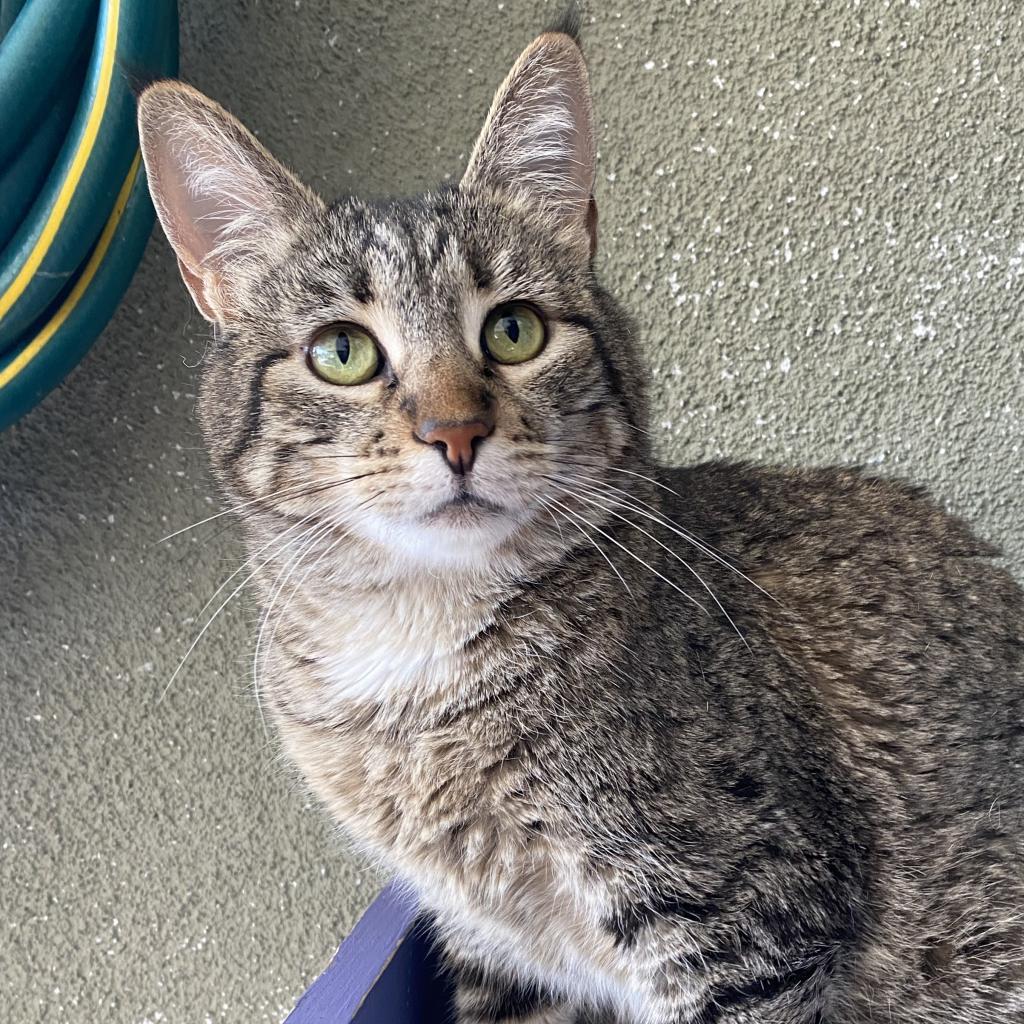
263, 459, 1024, 1023
137, 14, 1024, 1023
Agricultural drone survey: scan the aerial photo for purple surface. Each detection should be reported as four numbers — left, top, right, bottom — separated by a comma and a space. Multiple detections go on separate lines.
284, 882, 455, 1024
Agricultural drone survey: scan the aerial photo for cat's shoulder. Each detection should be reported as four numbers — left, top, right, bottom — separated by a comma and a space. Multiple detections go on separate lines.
658, 460, 1000, 563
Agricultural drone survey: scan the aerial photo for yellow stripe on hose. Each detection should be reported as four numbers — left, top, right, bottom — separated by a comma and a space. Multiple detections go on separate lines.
0, 0, 121, 321
0, 151, 140, 391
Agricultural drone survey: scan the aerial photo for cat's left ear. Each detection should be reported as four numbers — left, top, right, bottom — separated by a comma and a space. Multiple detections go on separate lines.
461, 26, 597, 258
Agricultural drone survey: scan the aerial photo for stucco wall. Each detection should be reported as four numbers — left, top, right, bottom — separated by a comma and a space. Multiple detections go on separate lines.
1, 1, 1021, 1021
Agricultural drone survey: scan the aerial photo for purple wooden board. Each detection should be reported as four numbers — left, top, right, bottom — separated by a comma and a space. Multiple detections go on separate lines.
284, 882, 455, 1024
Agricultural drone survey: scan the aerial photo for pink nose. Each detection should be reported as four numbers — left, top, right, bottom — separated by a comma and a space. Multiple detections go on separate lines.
417, 418, 493, 474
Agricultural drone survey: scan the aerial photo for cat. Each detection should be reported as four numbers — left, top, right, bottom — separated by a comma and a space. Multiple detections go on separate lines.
136, 10, 1024, 1023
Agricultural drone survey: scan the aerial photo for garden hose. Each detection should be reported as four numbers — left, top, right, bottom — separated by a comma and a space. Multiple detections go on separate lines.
0, 0, 179, 431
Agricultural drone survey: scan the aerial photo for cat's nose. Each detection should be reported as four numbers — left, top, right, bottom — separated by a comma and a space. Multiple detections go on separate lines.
416, 417, 494, 474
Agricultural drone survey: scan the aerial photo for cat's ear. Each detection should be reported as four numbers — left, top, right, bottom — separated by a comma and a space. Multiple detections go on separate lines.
461, 27, 597, 257
136, 81, 324, 324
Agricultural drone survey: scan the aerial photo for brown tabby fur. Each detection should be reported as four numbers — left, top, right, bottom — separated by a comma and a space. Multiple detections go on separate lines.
137, 11, 1024, 1023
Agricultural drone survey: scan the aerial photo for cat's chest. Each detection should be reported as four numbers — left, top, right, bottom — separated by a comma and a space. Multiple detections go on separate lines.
278, 579, 497, 708
271, 588, 667, 1018
281, 713, 674, 1020
272, 583, 551, 866
280, 709, 652, 1012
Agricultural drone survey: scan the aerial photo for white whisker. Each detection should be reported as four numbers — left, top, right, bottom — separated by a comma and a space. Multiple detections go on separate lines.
156, 469, 383, 543
543, 495, 708, 617
538, 496, 635, 603
193, 506, 330, 624
255, 489, 387, 705
551, 482, 751, 653
251, 516, 340, 734
160, 500, 348, 703
556, 473, 778, 605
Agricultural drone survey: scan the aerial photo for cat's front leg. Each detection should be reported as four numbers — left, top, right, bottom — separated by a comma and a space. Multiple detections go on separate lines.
450, 953, 581, 1024
645, 962, 829, 1024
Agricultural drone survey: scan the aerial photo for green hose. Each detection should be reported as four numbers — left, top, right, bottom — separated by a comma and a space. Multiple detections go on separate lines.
0, 0, 178, 431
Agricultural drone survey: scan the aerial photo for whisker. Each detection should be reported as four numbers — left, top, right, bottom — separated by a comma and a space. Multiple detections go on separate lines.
251, 516, 340, 734
550, 482, 751, 652
159, 478, 380, 702
553, 472, 778, 605
192, 506, 331, 625
541, 444, 774, 601
256, 489, 387, 702
253, 509, 349, 687
158, 535, 304, 704
542, 502, 566, 544
543, 495, 708, 616
537, 497, 635, 604
156, 469, 385, 543
605, 465, 748, 558
621, 420, 654, 438
563, 464, 738, 562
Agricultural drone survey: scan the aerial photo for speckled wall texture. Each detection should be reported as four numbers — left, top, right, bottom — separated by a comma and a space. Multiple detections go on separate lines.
1, 1, 1021, 1021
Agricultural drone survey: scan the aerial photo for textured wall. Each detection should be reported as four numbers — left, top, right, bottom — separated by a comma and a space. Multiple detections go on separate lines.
1, 1, 1021, 1021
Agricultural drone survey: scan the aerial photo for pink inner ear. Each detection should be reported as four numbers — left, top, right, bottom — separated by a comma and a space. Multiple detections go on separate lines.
142, 125, 247, 322
175, 257, 220, 322
156, 131, 264, 271
139, 82, 325, 324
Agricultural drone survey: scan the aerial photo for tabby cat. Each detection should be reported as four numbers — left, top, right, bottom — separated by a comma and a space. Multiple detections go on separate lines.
136, 11, 1023, 1023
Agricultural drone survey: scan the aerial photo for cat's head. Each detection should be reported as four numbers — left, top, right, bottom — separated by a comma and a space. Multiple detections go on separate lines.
138, 20, 648, 575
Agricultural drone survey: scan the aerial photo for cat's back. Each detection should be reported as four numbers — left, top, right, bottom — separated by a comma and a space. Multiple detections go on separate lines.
659, 460, 1024, 808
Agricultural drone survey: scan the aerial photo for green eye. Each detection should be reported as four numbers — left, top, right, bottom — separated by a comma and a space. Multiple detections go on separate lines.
309, 324, 380, 385
482, 303, 547, 365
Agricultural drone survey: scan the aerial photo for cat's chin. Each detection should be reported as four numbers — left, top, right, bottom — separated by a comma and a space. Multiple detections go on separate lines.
356, 507, 527, 572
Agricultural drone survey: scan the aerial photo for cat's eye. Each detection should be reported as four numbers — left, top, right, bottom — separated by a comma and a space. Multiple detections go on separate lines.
308, 323, 381, 385
481, 303, 547, 365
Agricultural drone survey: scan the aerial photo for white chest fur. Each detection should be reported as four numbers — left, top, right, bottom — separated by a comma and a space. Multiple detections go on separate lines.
294, 576, 497, 706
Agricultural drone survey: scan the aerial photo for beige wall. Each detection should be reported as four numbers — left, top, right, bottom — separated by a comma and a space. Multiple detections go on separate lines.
1, 1, 1020, 1020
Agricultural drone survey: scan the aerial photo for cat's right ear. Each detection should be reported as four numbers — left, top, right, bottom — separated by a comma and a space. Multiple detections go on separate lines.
136, 81, 324, 324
